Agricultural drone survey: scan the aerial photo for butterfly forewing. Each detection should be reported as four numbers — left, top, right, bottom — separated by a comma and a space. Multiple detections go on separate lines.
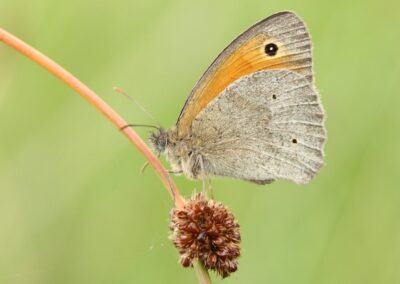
177, 12, 314, 137
152, 11, 326, 185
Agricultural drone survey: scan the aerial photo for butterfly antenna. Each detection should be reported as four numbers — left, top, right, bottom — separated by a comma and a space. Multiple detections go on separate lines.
113, 86, 161, 127
120, 124, 161, 131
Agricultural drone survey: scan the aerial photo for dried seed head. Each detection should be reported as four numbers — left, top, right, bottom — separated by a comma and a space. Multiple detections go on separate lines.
170, 193, 241, 278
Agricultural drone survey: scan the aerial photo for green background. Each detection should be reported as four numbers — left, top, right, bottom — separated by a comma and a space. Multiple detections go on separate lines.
1, 0, 399, 283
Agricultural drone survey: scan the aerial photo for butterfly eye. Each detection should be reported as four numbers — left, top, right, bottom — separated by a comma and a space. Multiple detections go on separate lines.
264, 43, 278, 56
292, 139, 298, 144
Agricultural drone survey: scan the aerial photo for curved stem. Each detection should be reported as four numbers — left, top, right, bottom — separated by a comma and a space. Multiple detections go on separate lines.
0, 27, 214, 283
0, 27, 184, 209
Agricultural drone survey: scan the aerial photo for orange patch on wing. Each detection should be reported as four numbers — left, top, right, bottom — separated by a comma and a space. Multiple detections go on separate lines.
178, 35, 296, 136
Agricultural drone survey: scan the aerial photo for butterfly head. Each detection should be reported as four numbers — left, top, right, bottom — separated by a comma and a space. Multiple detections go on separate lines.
149, 128, 170, 154
150, 128, 201, 179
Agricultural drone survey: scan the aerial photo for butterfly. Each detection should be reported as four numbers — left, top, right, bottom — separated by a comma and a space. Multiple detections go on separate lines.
149, 11, 326, 185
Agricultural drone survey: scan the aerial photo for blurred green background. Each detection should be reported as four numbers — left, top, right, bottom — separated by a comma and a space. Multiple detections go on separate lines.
1, 0, 399, 283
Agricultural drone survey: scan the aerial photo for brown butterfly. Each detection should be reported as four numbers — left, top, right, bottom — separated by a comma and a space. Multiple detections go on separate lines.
150, 11, 326, 185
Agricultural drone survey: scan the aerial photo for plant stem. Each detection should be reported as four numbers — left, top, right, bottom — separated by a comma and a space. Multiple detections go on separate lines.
0, 27, 213, 283
0, 27, 184, 208
194, 261, 212, 284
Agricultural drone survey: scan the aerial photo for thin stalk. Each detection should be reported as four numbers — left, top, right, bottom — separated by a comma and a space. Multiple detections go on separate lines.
0, 27, 211, 284
194, 261, 213, 284
0, 28, 184, 208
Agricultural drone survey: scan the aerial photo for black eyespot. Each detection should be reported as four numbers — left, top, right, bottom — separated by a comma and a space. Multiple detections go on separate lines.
265, 43, 278, 56
272, 94, 277, 99
292, 139, 298, 144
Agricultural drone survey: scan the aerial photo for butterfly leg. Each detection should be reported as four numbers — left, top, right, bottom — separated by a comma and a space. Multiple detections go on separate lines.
140, 161, 150, 174
207, 178, 214, 200
140, 152, 161, 175
163, 171, 177, 206
196, 155, 207, 195
168, 170, 183, 175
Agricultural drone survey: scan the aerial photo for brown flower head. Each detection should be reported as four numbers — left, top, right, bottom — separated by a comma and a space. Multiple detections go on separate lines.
169, 193, 241, 278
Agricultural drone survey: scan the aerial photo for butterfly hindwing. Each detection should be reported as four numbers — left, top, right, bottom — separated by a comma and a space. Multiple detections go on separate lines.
189, 70, 325, 184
